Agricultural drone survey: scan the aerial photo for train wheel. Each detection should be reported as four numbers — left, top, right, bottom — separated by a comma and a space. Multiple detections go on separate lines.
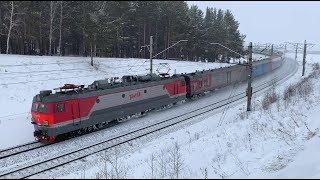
102, 122, 108, 127
117, 117, 126, 123
47, 136, 56, 143
38, 136, 55, 143
77, 129, 83, 135
96, 123, 104, 129
87, 126, 93, 132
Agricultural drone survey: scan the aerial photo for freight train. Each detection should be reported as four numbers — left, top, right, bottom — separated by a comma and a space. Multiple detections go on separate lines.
31, 55, 283, 143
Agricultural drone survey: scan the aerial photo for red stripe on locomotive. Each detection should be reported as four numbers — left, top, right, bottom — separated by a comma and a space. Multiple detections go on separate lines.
53, 96, 97, 123
32, 96, 97, 126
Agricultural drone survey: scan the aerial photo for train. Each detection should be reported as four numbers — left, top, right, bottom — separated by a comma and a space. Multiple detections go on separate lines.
31, 55, 283, 143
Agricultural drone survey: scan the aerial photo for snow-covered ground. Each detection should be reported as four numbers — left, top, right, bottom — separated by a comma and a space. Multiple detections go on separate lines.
270, 52, 320, 178
56, 52, 320, 179
3, 52, 320, 178
0, 54, 235, 149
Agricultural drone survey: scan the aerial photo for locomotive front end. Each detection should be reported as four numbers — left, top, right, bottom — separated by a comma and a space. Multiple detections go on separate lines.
31, 90, 56, 143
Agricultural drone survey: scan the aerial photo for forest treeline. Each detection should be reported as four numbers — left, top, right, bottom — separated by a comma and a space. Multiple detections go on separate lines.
0, 1, 245, 62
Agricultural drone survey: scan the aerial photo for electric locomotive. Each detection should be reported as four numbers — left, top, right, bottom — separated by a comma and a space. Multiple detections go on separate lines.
31, 73, 187, 142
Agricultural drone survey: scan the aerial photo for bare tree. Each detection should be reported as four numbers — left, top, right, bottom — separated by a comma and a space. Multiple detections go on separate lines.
156, 149, 169, 178
211, 164, 228, 179
169, 142, 184, 179
0, 4, 2, 53
3, 1, 24, 54
81, 168, 86, 179
58, 1, 64, 56
5, 1, 14, 54
49, 1, 57, 55
146, 153, 156, 178
90, 42, 93, 66
200, 167, 208, 179
98, 148, 129, 179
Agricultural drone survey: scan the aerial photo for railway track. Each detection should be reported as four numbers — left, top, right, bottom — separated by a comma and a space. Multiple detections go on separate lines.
0, 141, 45, 160
0, 58, 297, 179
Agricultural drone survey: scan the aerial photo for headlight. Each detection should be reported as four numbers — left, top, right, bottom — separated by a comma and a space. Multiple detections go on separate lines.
43, 120, 48, 126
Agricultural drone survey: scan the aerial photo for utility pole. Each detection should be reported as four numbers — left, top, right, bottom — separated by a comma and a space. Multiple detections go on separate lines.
302, 40, 307, 76
295, 43, 298, 61
135, 39, 187, 74
149, 36, 153, 74
247, 42, 253, 111
210, 42, 253, 111
270, 44, 274, 57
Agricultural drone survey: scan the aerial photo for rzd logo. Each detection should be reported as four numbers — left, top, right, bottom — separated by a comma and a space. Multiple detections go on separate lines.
129, 91, 141, 100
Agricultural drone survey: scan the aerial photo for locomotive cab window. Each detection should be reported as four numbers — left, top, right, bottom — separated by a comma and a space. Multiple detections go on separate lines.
32, 103, 48, 112
37, 103, 48, 113
31, 103, 38, 111
55, 103, 65, 112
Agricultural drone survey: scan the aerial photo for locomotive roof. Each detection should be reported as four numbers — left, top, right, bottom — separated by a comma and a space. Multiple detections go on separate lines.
33, 73, 185, 103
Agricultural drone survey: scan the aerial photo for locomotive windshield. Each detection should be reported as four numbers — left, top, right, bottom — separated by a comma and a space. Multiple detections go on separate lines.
31, 103, 48, 113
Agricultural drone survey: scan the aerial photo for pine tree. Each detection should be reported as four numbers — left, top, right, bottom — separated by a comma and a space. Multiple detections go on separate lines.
187, 5, 204, 61
223, 10, 245, 61
0, 1, 246, 61
203, 7, 217, 61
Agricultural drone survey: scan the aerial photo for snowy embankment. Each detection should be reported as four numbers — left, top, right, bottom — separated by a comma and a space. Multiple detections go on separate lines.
0, 54, 234, 149
59, 53, 320, 179
1, 52, 311, 179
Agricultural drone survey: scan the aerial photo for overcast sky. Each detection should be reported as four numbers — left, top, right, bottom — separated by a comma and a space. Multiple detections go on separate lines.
187, 1, 320, 50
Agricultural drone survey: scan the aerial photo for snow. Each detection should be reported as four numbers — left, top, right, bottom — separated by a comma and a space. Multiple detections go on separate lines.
0, 54, 232, 149
58, 52, 320, 178
274, 107, 320, 178
2, 52, 320, 178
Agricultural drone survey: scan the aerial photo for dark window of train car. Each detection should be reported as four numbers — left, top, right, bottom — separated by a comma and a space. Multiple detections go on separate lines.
122, 94, 125, 98
144, 90, 147, 93
56, 103, 64, 112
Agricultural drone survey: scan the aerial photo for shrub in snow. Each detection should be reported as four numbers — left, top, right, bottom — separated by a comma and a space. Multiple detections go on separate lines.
283, 84, 295, 103
312, 62, 320, 71
97, 148, 129, 179
168, 142, 184, 179
262, 91, 279, 110
296, 77, 313, 100
283, 63, 320, 105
